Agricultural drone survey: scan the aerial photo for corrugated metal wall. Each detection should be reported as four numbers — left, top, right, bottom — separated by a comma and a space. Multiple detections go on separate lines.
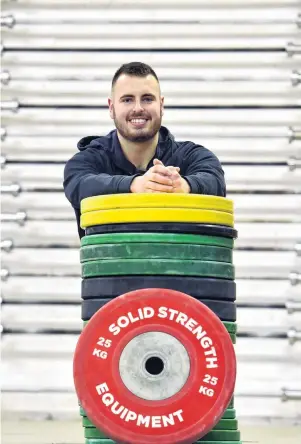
1, 0, 301, 422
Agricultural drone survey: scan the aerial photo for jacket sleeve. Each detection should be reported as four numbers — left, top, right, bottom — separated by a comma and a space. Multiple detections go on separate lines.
63, 150, 138, 209
182, 145, 226, 197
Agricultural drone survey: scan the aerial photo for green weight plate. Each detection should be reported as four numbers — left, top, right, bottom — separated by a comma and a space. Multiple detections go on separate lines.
85, 427, 107, 439
80, 243, 233, 263
230, 333, 236, 344
85, 440, 114, 444
228, 397, 234, 409
222, 408, 236, 419
84, 428, 241, 440
83, 428, 239, 441
81, 233, 234, 249
213, 419, 238, 430
223, 322, 237, 334
85, 441, 114, 444
83, 417, 95, 428
82, 259, 234, 279
194, 442, 242, 444
80, 406, 86, 417
200, 430, 241, 441
223, 321, 236, 337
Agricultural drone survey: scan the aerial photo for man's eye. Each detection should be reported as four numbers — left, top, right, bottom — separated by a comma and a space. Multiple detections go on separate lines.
143, 97, 153, 102
122, 98, 132, 103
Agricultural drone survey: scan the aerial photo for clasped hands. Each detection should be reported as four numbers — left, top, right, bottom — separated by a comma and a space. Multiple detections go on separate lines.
131, 159, 190, 194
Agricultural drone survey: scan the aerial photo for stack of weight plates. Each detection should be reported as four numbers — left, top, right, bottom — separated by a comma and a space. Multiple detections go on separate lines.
78, 193, 241, 444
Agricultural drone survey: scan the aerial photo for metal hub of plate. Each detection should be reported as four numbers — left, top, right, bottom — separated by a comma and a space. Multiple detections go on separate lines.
119, 331, 190, 401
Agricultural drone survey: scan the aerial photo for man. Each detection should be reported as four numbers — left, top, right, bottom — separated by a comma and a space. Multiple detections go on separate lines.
63, 62, 226, 238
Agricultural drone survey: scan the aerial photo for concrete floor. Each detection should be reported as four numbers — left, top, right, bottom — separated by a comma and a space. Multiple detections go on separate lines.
1, 420, 301, 444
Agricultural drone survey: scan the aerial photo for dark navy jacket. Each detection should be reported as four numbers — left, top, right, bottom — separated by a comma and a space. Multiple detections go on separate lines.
63, 126, 226, 238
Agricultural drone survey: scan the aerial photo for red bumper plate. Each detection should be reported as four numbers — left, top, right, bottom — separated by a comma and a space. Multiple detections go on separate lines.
73, 288, 236, 444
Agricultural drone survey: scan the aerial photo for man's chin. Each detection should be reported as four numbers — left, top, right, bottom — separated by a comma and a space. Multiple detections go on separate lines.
128, 133, 155, 143
120, 129, 158, 143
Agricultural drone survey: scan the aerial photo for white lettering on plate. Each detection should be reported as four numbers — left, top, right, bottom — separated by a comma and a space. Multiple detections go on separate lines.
95, 383, 184, 428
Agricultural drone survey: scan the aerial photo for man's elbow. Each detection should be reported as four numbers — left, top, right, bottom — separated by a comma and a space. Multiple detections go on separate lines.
215, 174, 226, 197
63, 175, 80, 209
205, 174, 226, 197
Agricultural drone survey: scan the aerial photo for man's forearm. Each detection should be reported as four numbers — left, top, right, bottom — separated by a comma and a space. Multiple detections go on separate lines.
64, 172, 137, 208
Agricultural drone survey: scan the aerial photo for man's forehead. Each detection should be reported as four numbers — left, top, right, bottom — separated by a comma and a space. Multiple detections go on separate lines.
113, 74, 160, 96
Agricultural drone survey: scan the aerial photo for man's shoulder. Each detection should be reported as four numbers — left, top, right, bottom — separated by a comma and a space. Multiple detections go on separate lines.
76, 130, 115, 154
161, 126, 207, 152
173, 138, 216, 159
66, 131, 116, 165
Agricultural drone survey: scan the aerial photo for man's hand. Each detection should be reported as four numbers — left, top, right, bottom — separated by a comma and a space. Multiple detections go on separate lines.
130, 159, 191, 194
130, 162, 174, 193
153, 159, 191, 194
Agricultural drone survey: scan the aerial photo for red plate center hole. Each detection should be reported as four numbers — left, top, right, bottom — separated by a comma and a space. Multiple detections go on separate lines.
145, 356, 164, 376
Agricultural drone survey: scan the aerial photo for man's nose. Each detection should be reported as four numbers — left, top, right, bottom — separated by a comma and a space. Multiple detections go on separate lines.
133, 100, 144, 112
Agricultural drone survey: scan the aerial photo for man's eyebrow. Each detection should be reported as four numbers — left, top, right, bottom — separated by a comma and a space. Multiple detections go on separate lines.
119, 93, 156, 100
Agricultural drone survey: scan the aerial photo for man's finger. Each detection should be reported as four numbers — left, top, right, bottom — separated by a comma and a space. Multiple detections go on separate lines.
146, 181, 174, 192
155, 160, 180, 174
149, 164, 172, 176
152, 160, 180, 178
149, 172, 173, 186
167, 166, 180, 173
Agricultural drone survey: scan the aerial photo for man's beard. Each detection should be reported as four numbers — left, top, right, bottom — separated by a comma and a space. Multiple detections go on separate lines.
112, 109, 162, 142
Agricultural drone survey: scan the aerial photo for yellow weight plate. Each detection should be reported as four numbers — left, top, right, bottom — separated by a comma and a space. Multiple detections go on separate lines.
80, 193, 233, 214
81, 208, 234, 228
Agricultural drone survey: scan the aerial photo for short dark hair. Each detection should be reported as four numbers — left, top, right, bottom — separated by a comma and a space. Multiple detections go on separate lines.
112, 62, 159, 89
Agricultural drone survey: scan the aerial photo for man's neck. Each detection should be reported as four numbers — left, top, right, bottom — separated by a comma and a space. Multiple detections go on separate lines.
117, 131, 159, 171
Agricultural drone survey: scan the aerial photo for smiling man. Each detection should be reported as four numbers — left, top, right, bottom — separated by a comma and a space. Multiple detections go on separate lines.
63, 62, 226, 238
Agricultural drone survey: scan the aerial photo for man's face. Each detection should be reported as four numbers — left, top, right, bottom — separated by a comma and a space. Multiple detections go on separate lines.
108, 74, 164, 143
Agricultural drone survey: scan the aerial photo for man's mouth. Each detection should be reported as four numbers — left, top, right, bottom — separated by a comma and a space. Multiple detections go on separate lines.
129, 118, 148, 127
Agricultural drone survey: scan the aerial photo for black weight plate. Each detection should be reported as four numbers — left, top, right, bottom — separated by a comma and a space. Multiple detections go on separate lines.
81, 298, 236, 322
81, 276, 236, 301
85, 223, 237, 239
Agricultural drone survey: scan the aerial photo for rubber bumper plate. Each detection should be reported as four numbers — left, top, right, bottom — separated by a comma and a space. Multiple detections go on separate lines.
80, 208, 234, 228
81, 319, 238, 337
73, 288, 236, 444
81, 233, 234, 249
81, 276, 236, 302
85, 223, 237, 239
81, 259, 234, 279
80, 407, 237, 420
80, 243, 233, 263
80, 194, 234, 214
84, 427, 241, 440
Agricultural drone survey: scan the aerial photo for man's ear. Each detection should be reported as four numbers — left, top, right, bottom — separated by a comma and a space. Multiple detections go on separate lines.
108, 98, 114, 120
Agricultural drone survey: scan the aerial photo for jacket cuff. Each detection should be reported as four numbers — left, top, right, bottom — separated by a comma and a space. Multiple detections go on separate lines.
118, 175, 141, 193
183, 176, 203, 194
